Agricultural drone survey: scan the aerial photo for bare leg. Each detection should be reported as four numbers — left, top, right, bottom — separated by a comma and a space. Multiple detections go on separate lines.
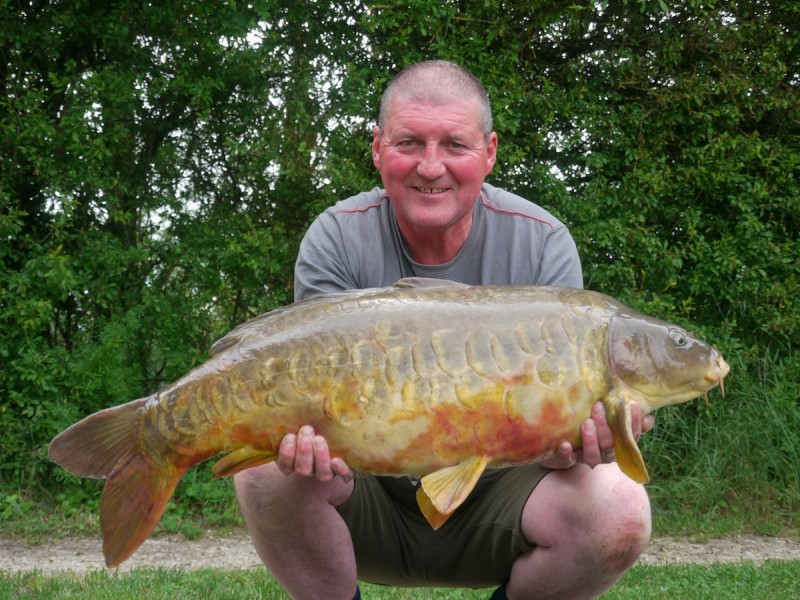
234, 463, 356, 600
507, 463, 651, 600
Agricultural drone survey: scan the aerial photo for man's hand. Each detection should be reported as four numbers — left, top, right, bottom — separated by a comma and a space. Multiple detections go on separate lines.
276, 425, 354, 482
538, 401, 655, 470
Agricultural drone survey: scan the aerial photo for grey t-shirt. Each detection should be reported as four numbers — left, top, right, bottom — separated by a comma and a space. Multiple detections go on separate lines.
293, 182, 584, 498
294, 182, 583, 300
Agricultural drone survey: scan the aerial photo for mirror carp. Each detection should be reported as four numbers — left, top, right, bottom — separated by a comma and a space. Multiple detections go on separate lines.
49, 278, 729, 567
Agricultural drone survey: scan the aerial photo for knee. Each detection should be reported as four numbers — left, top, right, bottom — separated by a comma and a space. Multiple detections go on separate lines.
233, 463, 285, 513
233, 463, 319, 528
587, 467, 652, 573
233, 463, 268, 493
532, 464, 651, 573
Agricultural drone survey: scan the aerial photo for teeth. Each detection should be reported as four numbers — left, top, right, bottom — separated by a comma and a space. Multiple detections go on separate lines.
418, 187, 446, 193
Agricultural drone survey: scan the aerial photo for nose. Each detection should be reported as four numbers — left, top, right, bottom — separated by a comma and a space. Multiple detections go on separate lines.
417, 143, 446, 179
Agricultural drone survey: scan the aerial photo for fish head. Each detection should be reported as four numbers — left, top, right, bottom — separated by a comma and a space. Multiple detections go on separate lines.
609, 314, 730, 411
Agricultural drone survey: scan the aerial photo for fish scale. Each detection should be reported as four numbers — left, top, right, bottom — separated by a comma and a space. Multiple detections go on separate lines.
48, 277, 729, 568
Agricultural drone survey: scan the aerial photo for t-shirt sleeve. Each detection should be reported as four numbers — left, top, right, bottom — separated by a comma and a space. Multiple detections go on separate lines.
538, 225, 584, 289
294, 212, 358, 301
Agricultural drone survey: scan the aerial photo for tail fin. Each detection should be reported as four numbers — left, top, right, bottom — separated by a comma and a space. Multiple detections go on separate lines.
49, 398, 186, 567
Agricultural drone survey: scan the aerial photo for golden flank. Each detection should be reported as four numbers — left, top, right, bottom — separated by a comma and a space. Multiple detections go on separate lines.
49, 278, 729, 567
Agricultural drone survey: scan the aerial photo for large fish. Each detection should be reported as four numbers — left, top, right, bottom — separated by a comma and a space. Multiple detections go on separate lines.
50, 278, 728, 567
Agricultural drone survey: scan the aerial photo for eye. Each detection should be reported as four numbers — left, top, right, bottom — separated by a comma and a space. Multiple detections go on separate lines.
670, 330, 687, 347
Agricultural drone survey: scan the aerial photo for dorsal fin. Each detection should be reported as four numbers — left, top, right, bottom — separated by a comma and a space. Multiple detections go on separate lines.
209, 291, 360, 356
394, 277, 471, 289
212, 279, 470, 357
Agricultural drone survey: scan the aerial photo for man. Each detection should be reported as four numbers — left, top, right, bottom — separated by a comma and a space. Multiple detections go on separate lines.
235, 60, 653, 600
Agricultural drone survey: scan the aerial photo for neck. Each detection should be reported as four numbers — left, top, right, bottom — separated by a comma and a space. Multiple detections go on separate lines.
398, 216, 472, 265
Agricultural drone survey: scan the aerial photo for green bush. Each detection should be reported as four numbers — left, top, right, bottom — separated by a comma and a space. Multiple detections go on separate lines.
1, 0, 797, 531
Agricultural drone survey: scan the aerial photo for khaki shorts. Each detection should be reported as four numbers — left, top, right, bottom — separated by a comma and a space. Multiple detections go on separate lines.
336, 464, 550, 588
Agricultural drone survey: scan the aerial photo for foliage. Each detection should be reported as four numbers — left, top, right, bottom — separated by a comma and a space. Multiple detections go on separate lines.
0, 0, 365, 487
359, 0, 800, 343
1, 0, 798, 530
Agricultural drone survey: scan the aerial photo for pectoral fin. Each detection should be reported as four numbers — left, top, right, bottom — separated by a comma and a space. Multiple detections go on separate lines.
211, 448, 277, 478
605, 396, 650, 484
416, 456, 489, 529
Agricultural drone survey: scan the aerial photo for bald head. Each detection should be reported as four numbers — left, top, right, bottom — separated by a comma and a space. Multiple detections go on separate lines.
378, 60, 493, 139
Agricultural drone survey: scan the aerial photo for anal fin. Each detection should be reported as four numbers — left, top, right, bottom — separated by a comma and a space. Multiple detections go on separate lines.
416, 456, 489, 530
211, 448, 277, 478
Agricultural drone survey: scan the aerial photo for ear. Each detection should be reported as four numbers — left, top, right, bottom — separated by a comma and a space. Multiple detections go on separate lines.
485, 132, 498, 175
372, 126, 382, 170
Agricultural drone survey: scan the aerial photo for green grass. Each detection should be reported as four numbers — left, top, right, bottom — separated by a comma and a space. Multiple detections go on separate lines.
637, 346, 800, 538
610, 561, 800, 599
0, 471, 244, 543
2, 561, 799, 599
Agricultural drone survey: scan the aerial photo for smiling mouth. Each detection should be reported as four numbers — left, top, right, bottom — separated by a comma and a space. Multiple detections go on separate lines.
416, 187, 448, 194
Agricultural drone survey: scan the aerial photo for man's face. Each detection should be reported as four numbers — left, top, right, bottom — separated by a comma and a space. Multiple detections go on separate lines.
372, 98, 498, 237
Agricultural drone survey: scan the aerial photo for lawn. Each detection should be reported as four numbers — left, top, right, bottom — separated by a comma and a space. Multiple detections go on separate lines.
2, 560, 799, 600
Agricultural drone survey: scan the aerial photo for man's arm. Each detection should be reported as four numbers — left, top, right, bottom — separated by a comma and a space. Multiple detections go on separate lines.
537, 225, 583, 289
294, 211, 359, 301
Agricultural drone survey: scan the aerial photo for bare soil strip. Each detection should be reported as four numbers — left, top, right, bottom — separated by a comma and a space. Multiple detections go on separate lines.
2, 533, 799, 574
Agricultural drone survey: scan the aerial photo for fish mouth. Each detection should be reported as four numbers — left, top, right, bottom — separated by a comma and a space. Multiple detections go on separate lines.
704, 355, 730, 402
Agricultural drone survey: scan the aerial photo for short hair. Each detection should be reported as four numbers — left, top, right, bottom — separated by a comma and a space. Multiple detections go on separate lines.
378, 60, 493, 139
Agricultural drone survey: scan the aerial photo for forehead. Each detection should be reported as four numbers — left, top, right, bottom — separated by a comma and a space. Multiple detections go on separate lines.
383, 98, 483, 136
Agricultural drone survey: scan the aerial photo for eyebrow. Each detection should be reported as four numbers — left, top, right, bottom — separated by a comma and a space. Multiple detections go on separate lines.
388, 129, 477, 144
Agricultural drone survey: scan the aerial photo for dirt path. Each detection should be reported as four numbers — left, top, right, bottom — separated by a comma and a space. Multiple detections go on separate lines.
1, 533, 799, 574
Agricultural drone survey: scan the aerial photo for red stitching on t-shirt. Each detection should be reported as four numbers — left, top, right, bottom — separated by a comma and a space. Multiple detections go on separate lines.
333, 196, 388, 215
480, 195, 554, 227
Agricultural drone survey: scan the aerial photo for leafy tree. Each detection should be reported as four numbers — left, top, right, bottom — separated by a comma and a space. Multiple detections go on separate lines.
0, 0, 368, 486
359, 1, 799, 346
1, 0, 797, 523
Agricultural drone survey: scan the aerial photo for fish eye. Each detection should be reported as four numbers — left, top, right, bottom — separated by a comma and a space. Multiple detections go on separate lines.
670, 330, 687, 347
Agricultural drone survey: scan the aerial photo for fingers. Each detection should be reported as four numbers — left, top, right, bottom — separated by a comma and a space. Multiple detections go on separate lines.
276, 432, 298, 475
591, 402, 615, 451
541, 401, 654, 471
629, 402, 655, 440
578, 402, 614, 468
537, 441, 577, 470
276, 425, 353, 482
642, 415, 655, 434
294, 425, 317, 476
331, 457, 355, 483
580, 417, 602, 467
555, 441, 577, 468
